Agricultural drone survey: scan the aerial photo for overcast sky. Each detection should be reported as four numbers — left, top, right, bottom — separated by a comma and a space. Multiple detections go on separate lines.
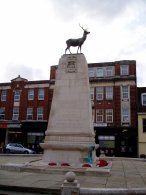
0, 0, 146, 86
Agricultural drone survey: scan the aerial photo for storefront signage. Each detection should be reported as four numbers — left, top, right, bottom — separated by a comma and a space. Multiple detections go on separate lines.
94, 123, 107, 127
0, 124, 7, 128
7, 124, 21, 128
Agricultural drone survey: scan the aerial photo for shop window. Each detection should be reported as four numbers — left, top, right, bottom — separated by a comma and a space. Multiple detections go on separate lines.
26, 108, 33, 120
0, 107, 5, 120
37, 107, 43, 120
98, 136, 115, 148
1, 90, 7, 101
38, 88, 44, 100
12, 107, 19, 120
14, 90, 21, 102
28, 89, 34, 100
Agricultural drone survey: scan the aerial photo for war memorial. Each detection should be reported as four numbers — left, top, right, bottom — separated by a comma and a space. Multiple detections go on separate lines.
0, 26, 146, 195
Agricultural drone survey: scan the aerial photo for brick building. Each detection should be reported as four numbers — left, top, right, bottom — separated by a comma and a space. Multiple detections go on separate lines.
0, 59, 138, 157
137, 87, 146, 157
0, 75, 51, 152
50, 60, 138, 157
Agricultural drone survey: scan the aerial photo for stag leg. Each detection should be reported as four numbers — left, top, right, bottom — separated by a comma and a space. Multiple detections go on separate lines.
65, 47, 72, 54
77, 46, 79, 53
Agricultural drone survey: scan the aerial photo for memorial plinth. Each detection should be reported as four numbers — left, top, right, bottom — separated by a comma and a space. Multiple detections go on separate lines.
41, 54, 95, 163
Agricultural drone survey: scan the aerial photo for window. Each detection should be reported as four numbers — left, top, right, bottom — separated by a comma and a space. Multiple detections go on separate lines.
1, 90, 7, 101
122, 108, 129, 122
106, 86, 113, 100
90, 88, 94, 100
12, 107, 19, 120
141, 93, 146, 106
0, 107, 5, 120
88, 69, 95, 77
38, 89, 44, 100
106, 67, 114, 76
143, 119, 146, 132
120, 65, 129, 75
96, 87, 104, 100
106, 109, 113, 123
96, 109, 103, 123
96, 68, 104, 77
28, 89, 34, 100
98, 136, 115, 148
26, 108, 33, 120
37, 107, 43, 120
121, 86, 129, 99
14, 90, 21, 102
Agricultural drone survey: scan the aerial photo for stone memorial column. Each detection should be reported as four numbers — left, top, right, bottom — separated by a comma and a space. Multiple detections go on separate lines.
40, 54, 95, 164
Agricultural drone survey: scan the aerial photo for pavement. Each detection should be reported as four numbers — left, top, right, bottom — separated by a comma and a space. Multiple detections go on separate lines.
1, 154, 146, 194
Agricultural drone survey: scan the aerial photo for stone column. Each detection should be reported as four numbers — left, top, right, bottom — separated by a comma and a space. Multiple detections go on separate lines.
40, 54, 95, 164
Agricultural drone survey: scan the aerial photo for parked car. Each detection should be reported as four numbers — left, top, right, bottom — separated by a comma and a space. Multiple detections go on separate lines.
3, 143, 35, 154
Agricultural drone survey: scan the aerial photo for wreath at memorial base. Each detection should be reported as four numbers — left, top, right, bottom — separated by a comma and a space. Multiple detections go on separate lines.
82, 163, 92, 168
61, 163, 70, 166
48, 162, 57, 166
96, 159, 108, 167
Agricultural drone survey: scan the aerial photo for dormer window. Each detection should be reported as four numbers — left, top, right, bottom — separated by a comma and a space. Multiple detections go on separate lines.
141, 93, 146, 106
120, 65, 129, 76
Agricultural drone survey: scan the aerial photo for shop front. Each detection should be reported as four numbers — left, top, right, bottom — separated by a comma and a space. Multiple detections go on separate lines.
0, 122, 22, 152
95, 126, 138, 158
21, 122, 48, 153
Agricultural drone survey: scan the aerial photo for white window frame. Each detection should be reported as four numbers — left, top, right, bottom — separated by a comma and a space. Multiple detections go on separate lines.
120, 65, 129, 75
28, 89, 34, 100
1, 90, 7, 101
96, 109, 103, 123
96, 87, 104, 100
14, 90, 21, 102
96, 67, 104, 77
106, 86, 113, 100
141, 93, 146, 106
26, 108, 33, 120
38, 88, 44, 100
106, 67, 114, 76
0, 107, 5, 120
121, 86, 129, 100
106, 109, 113, 123
12, 107, 19, 120
122, 108, 130, 122
37, 107, 43, 120
88, 69, 95, 77
90, 88, 94, 100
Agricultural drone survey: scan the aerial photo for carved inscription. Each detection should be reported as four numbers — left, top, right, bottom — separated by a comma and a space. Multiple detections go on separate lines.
66, 56, 77, 73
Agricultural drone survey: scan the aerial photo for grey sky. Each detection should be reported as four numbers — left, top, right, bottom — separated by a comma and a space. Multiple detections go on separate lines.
0, 0, 146, 86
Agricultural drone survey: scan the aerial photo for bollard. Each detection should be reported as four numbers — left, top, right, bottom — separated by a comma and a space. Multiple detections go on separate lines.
61, 171, 80, 195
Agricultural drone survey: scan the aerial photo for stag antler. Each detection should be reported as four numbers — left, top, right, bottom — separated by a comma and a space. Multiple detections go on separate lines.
79, 24, 85, 31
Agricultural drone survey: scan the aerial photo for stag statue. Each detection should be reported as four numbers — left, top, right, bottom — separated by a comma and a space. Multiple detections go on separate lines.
65, 25, 90, 54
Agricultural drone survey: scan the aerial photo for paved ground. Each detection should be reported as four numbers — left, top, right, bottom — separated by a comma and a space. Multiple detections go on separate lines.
0, 154, 146, 194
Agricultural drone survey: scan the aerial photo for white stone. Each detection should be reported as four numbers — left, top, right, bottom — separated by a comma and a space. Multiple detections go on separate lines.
40, 54, 95, 163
